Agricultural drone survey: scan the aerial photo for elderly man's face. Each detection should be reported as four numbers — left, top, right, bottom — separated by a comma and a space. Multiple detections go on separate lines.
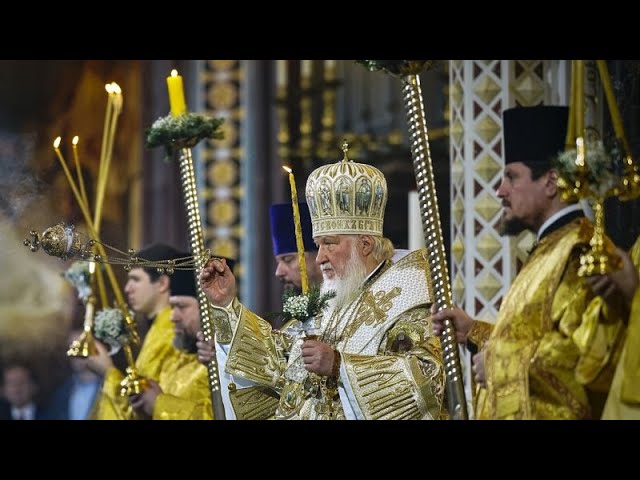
314, 235, 357, 280
315, 235, 369, 309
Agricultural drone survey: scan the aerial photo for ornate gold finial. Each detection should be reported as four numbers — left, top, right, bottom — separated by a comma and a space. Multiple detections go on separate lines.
341, 140, 350, 162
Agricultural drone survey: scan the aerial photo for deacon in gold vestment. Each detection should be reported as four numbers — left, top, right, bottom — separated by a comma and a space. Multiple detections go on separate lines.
433, 107, 626, 419
198, 148, 445, 420
88, 244, 212, 419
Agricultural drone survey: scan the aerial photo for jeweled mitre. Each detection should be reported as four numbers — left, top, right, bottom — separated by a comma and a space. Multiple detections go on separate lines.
305, 148, 387, 237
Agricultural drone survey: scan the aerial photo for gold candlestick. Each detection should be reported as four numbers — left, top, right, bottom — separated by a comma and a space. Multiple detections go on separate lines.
120, 343, 149, 396
67, 294, 98, 358
578, 197, 623, 276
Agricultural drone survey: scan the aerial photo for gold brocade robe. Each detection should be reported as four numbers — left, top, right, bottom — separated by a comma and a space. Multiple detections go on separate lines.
602, 236, 640, 419
93, 306, 184, 420
213, 249, 446, 420
151, 350, 212, 420
473, 219, 625, 419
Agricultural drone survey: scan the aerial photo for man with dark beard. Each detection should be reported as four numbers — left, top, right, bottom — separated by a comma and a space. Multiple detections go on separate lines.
432, 106, 626, 420
127, 267, 214, 419
197, 144, 446, 420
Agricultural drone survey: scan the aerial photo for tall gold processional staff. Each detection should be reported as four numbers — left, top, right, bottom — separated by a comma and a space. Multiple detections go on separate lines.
147, 69, 226, 419
358, 60, 468, 419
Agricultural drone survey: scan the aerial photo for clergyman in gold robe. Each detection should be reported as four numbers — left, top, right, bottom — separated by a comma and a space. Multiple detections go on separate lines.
432, 106, 626, 420
88, 244, 212, 419
197, 147, 446, 420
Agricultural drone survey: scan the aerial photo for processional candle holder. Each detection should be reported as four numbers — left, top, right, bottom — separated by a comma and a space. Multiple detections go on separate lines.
556, 137, 639, 276
145, 100, 227, 419
557, 60, 640, 277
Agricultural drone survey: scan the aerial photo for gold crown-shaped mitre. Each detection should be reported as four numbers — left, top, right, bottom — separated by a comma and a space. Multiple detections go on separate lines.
305, 142, 387, 237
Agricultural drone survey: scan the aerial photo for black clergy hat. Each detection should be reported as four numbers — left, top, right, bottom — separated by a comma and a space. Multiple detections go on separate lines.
168, 268, 197, 298
503, 106, 569, 170
136, 243, 185, 263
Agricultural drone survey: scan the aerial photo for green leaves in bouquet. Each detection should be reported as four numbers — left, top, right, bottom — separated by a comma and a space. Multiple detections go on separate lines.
355, 60, 437, 77
281, 285, 336, 323
145, 113, 225, 159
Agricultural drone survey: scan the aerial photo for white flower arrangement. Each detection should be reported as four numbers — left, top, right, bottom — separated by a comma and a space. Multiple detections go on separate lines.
555, 140, 620, 197
62, 261, 92, 302
93, 307, 131, 355
281, 286, 335, 323
283, 295, 310, 321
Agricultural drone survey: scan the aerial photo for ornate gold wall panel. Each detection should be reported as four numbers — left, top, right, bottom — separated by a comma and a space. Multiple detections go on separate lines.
201, 60, 244, 283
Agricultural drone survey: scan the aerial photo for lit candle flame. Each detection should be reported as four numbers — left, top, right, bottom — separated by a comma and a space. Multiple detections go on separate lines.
171, 69, 179, 77
72, 136, 79, 146
89, 261, 96, 274
282, 165, 292, 174
53, 137, 61, 149
111, 82, 121, 95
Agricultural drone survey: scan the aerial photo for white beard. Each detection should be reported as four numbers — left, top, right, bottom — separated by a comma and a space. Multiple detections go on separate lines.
320, 242, 368, 321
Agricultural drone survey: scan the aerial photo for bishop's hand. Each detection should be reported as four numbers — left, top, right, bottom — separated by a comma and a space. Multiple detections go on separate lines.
199, 257, 236, 307
301, 339, 337, 376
